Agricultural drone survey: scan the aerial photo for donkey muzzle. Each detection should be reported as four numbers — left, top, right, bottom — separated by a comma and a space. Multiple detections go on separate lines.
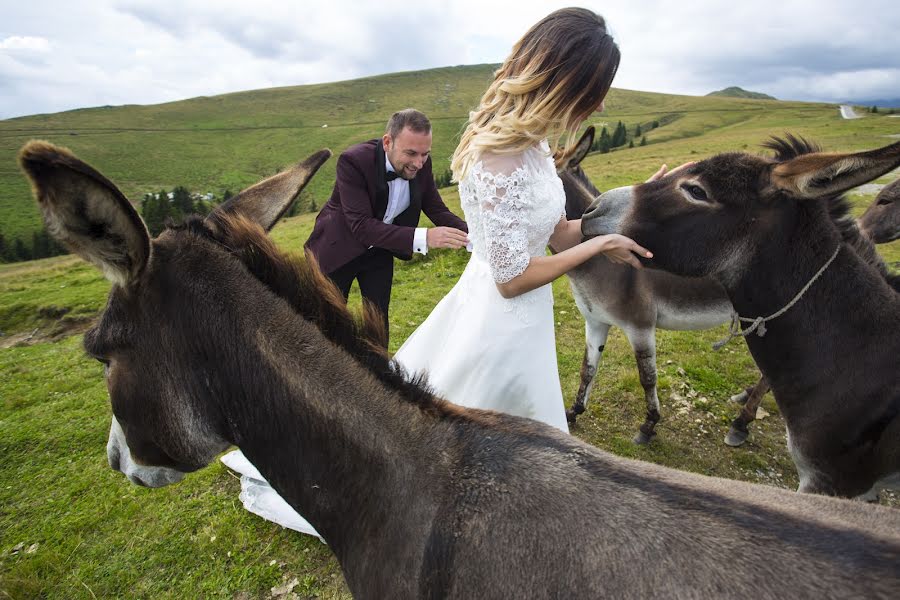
107, 417, 186, 488
581, 186, 635, 237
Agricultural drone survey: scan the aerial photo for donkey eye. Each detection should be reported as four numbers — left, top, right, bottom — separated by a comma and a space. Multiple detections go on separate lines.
89, 354, 110, 371
682, 183, 709, 202
877, 196, 891, 206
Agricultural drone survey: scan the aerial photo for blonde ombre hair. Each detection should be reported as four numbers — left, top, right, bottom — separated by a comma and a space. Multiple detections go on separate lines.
451, 8, 620, 182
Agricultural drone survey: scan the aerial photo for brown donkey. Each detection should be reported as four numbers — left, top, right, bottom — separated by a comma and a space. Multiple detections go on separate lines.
582, 138, 900, 499
559, 130, 898, 447
21, 141, 900, 598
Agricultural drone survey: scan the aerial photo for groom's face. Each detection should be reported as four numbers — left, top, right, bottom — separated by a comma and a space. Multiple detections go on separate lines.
383, 127, 432, 180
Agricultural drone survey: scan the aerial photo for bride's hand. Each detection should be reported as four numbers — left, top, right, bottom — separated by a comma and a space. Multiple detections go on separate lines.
590, 234, 652, 269
646, 161, 696, 182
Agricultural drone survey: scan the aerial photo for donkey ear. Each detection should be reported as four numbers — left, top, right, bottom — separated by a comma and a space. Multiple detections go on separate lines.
19, 141, 150, 287
772, 141, 900, 199
211, 149, 332, 232
559, 126, 595, 171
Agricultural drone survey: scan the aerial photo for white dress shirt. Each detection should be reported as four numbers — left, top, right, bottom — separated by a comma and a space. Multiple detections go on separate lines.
385, 154, 428, 255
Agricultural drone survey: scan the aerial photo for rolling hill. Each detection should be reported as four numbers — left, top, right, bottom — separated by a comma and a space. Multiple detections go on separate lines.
707, 86, 776, 100
1, 63, 897, 261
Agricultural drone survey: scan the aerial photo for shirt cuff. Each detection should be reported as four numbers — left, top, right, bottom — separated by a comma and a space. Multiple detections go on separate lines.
413, 227, 428, 255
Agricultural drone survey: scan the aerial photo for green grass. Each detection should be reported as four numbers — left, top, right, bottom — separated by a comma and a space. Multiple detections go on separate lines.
2, 66, 899, 598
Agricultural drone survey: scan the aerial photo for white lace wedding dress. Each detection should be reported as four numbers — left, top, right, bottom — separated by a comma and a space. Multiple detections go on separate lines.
222, 140, 569, 537
395, 139, 569, 430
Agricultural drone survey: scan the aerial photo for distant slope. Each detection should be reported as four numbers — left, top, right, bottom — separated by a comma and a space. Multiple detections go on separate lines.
707, 87, 776, 100
0, 63, 888, 261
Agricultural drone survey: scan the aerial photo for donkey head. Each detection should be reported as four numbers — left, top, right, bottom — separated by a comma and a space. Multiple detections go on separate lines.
19, 142, 331, 487
859, 177, 900, 243
582, 139, 900, 280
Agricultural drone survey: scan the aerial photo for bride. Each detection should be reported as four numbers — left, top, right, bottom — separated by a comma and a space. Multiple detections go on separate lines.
396, 8, 649, 433
223, 7, 654, 536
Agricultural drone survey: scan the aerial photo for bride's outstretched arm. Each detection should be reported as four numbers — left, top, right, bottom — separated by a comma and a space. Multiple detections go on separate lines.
495, 234, 651, 299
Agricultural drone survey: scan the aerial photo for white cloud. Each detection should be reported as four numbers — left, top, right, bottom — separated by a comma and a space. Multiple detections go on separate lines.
768, 68, 900, 103
0, 0, 898, 119
0, 36, 51, 52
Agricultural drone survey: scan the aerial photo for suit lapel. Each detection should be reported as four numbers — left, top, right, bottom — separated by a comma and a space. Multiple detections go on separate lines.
408, 175, 421, 215
374, 141, 389, 220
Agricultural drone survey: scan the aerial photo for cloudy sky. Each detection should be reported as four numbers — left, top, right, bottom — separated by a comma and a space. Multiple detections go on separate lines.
1, 0, 898, 119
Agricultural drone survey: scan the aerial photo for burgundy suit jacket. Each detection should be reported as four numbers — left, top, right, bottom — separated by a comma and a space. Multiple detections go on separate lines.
305, 139, 467, 274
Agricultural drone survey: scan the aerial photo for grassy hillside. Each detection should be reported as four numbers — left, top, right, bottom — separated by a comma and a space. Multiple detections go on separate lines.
0, 64, 497, 251
4, 62, 894, 255
1, 65, 899, 598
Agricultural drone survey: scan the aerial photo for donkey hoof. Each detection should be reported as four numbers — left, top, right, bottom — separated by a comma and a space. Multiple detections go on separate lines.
730, 390, 749, 405
724, 427, 749, 447
633, 430, 656, 445
566, 405, 585, 424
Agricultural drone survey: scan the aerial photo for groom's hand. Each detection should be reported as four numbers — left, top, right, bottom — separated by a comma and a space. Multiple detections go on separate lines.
427, 227, 469, 249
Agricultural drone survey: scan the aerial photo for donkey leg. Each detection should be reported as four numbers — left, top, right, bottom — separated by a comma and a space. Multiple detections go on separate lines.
729, 386, 754, 405
566, 321, 611, 425
628, 329, 660, 445
725, 375, 769, 447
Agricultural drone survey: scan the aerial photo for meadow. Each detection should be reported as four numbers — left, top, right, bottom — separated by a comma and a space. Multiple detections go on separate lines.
1, 66, 898, 598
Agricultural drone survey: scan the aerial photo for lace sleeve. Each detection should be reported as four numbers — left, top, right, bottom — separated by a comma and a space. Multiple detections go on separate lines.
472, 153, 532, 284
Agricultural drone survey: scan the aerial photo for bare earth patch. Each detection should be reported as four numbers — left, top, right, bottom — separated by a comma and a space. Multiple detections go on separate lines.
0, 315, 94, 349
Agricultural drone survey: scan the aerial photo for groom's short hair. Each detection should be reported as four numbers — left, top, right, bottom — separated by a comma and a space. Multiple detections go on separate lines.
386, 109, 431, 139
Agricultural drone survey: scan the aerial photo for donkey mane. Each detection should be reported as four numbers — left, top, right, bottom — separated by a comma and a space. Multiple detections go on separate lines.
761, 133, 822, 161
170, 213, 453, 417
564, 164, 598, 214
762, 135, 900, 291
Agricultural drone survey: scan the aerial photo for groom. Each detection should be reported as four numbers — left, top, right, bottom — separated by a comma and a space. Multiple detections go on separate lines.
305, 109, 468, 343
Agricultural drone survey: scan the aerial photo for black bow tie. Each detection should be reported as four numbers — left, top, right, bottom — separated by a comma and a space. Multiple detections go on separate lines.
386, 170, 400, 182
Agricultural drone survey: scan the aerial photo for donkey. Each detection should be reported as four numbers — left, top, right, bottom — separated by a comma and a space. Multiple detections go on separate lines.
21, 141, 900, 598
581, 137, 900, 499
859, 176, 900, 243
557, 128, 757, 445
559, 130, 898, 447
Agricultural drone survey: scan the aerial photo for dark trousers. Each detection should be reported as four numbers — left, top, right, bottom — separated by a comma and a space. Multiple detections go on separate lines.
326, 248, 393, 345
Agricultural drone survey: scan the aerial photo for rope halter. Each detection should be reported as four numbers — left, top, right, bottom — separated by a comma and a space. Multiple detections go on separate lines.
713, 244, 842, 351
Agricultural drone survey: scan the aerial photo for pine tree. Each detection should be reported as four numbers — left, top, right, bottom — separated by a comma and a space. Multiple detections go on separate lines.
640, 136, 647, 147
628, 140, 634, 149
32, 231, 48, 259
194, 198, 214, 216
611, 121, 627, 147
142, 191, 171, 236
592, 127, 612, 153
635, 124, 642, 137
434, 169, 453, 188
172, 186, 193, 217
13, 238, 30, 261
42, 229, 64, 258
